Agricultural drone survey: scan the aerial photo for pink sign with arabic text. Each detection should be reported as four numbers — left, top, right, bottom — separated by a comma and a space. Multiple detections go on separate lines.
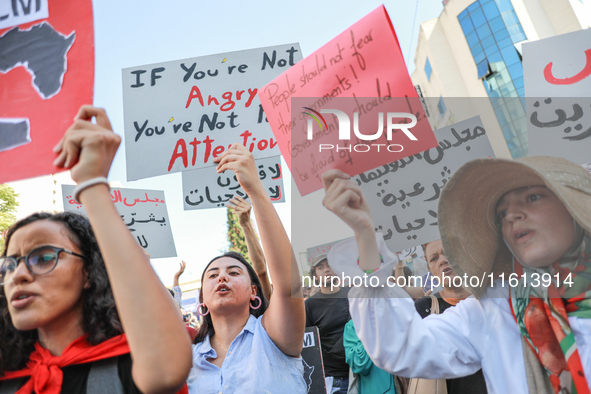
258, 5, 437, 196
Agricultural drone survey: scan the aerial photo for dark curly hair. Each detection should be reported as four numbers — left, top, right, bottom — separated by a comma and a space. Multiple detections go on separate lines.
0, 212, 123, 374
194, 251, 269, 344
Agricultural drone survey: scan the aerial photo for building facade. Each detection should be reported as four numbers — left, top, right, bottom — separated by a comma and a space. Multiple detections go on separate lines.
411, 0, 591, 158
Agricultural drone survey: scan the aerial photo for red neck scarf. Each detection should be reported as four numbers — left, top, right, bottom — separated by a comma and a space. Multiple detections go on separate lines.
0, 334, 188, 394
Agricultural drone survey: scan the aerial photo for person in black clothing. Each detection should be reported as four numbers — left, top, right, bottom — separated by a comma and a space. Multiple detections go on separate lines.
305, 253, 350, 394
413, 239, 488, 394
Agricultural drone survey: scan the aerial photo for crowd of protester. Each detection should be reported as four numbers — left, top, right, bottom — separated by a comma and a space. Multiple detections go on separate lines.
1, 105, 590, 394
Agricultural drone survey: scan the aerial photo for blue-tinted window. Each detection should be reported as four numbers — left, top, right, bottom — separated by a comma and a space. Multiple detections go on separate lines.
488, 50, 503, 64
502, 12, 519, 26
482, 1, 501, 18
494, 28, 510, 41
438, 96, 447, 116
425, 58, 432, 81
507, 101, 525, 118
497, 37, 513, 49
489, 16, 505, 32
471, 43, 485, 58
477, 60, 490, 79
470, 8, 487, 27
459, 15, 474, 35
474, 49, 486, 64
511, 31, 527, 43
488, 86, 501, 98
501, 45, 520, 66
482, 35, 496, 50
458, 0, 528, 158
511, 148, 525, 158
485, 44, 499, 57
475, 50, 489, 64
495, 0, 514, 13
468, 1, 480, 12
508, 63, 524, 81
486, 75, 499, 91
497, 68, 511, 85
467, 31, 480, 48
476, 24, 492, 40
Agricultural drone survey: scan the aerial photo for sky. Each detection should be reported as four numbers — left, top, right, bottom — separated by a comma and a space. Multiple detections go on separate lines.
15, 0, 446, 286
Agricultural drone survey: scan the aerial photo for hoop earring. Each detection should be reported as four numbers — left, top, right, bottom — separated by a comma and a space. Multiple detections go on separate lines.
250, 295, 262, 310
197, 303, 210, 316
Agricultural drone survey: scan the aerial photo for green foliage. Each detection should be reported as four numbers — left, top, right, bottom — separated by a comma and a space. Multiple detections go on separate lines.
226, 207, 250, 263
0, 184, 19, 253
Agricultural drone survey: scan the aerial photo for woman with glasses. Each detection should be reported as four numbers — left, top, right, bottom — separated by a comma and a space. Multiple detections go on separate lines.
0, 106, 192, 394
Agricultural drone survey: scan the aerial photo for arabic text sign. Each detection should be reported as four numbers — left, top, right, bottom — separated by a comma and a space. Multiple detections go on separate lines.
62, 186, 177, 258
0, 0, 94, 183
524, 29, 591, 163
122, 43, 303, 181
258, 5, 436, 196
354, 116, 494, 252
182, 156, 285, 210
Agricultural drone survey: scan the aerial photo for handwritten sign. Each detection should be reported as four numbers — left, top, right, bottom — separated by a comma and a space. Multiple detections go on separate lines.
62, 185, 177, 258
0, 0, 94, 183
258, 5, 437, 196
353, 116, 495, 252
122, 44, 303, 181
524, 29, 591, 163
181, 155, 285, 210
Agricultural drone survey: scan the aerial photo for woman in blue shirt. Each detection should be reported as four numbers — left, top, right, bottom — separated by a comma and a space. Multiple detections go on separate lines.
187, 144, 306, 394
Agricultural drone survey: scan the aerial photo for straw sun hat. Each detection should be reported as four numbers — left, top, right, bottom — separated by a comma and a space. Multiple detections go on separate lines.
438, 156, 591, 297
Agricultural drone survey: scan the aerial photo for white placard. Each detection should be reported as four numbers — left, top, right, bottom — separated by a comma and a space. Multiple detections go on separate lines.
353, 116, 495, 252
524, 29, 591, 163
122, 43, 302, 181
181, 155, 285, 210
62, 185, 177, 258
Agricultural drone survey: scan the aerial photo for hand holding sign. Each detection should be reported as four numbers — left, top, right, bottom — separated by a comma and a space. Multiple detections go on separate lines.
53, 105, 120, 184
227, 196, 253, 225
214, 143, 264, 197
321, 169, 373, 235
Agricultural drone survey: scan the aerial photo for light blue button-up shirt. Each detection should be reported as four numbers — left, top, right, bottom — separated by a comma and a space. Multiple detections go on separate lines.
188, 315, 306, 394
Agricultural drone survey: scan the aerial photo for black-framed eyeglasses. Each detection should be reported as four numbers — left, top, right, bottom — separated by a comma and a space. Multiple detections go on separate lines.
0, 245, 85, 285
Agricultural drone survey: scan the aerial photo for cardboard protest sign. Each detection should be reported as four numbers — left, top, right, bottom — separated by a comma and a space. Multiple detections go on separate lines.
258, 5, 437, 196
122, 44, 303, 181
524, 29, 591, 163
0, 0, 94, 183
62, 185, 177, 259
301, 327, 326, 394
181, 155, 285, 210
354, 116, 494, 252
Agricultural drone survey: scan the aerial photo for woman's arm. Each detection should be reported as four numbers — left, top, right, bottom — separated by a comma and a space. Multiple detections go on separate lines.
54, 105, 192, 394
228, 196, 272, 300
215, 144, 305, 357
320, 169, 483, 379
172, 261, 185, 309
321, 169, 381, 272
